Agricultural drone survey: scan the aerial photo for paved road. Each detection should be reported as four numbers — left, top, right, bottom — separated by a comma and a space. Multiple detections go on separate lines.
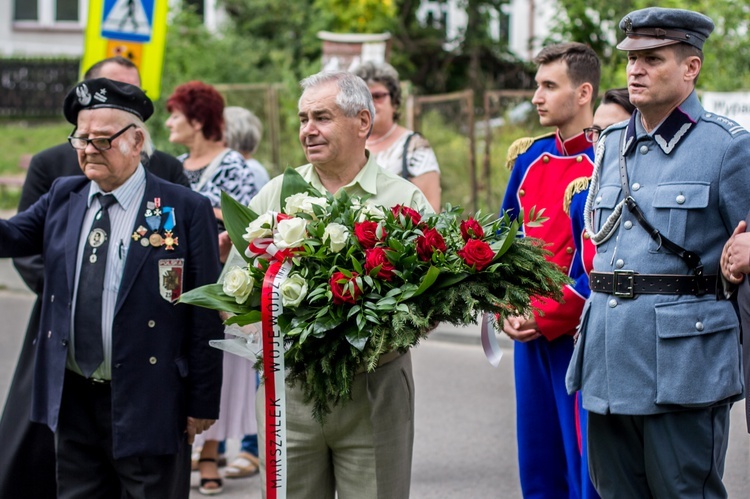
0, 254, 748, 498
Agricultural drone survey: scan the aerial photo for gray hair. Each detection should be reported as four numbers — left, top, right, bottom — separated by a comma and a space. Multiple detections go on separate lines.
351, 61, 402, 121
299, 70, 375, 134
110, 110, 153, 158
224, 106, 263, 155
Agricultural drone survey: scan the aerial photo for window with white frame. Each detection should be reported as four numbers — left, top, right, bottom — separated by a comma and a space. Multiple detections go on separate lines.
13, 0, 84, 25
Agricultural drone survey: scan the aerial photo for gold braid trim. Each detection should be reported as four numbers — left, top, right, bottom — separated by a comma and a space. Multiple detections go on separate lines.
563, 177, 591, 216
505, 132, 556, 170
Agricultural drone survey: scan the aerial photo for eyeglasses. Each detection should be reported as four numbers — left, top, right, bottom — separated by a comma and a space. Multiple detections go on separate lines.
68, 124, 136, 151
583, 125, 603, 144
371, 91, 391, 102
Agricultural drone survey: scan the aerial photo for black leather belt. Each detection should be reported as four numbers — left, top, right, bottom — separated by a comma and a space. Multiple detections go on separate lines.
590, 271, 717, 298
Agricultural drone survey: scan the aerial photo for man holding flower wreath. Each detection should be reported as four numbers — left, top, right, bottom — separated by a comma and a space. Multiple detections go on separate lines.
239, 70, 432, 499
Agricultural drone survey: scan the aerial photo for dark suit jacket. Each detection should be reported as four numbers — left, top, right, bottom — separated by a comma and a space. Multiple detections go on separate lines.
15, 143, 189, 293
0, 171, 223, 459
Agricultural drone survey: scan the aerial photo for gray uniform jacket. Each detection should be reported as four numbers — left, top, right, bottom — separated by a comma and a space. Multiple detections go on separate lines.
567, 90, 750, 415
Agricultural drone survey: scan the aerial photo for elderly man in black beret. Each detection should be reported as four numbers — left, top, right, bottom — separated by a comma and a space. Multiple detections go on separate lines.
566, 7, 750, 498
0, 78, 224, 498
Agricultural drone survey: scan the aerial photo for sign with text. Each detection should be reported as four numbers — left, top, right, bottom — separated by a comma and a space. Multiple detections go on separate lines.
82, 0, 168, 99
702, 91, 750, 131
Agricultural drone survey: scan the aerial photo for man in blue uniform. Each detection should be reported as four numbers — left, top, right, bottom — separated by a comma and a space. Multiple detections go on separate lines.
501, 42, 600, 498
567, 8, 750, 497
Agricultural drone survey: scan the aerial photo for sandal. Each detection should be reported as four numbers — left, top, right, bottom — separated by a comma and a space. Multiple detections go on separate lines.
198, 458, 224, 495
224, 451, 260, 479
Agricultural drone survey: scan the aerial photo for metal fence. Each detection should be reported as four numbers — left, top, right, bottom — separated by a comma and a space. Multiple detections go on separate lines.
0, 58, 80, 118
214, 83, 284, 175
405, 89, 541, 212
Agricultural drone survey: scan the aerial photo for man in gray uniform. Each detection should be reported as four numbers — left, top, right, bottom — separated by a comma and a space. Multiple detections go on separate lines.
567, 7, 750, 497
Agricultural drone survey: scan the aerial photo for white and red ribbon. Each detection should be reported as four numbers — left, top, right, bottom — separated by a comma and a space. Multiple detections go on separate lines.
261, 259, 292, 499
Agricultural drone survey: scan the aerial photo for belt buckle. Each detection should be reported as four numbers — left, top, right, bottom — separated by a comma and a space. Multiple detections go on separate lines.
612, 270, 635, 298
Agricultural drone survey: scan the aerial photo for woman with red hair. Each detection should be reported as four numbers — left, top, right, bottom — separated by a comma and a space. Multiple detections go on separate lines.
166, 81, 259, 227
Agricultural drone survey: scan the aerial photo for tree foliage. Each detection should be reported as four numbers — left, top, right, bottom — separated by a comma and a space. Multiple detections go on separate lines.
390, 0, 534, 96
550, 0, 750, 91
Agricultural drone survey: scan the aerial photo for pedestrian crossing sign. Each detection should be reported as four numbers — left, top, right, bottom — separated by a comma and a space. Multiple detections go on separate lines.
101, 0, 154, 43
82, 0, 168, 99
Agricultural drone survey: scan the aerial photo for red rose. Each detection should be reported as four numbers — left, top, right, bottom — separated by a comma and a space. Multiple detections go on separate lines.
329, 271, 362, 305
353, 221, 385, 249
460, 218, 484, 241
416, 228, 447, 261
391, 205, 422, 225
458, 239, 495, 271
364, 248, 396, 281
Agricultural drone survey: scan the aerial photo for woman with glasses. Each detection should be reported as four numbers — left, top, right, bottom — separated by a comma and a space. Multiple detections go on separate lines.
583, 88, 635, 146
352, 62, 442, 212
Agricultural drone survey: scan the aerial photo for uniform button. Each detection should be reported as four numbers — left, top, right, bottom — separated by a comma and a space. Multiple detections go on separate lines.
114, 363, 122, 368
149, 357, 157, 365
566, 247, 574, 254
51, 295, 55, 302
676, 194, 686, 204
705, 113, 712, 118
632, 183, 641, 191
543, 155, 550, 163
583, 231, 590, 239
639, 145, 649, 154
519, 189, 525, 196
624, 220, 633, 229
596, 196, 602, 204
61, 339, 68, 346
148, 320, 156, 328
615, 259, 625, 269
576, 155, 583, 163
608, 299, 618, 308
695, 322, 704, 331
47, 330, 52, 339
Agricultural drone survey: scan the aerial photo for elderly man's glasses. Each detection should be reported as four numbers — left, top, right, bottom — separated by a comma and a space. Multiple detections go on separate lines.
68, 124, 136, 151
371, 91, 391, 102
583, 125, 603, 144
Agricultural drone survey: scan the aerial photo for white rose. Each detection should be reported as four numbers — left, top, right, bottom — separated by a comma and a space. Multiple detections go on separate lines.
243, 212, 275, 242
323, 223, 349, 252
280, 274, 308, 308
222, 266, 255, 304
355, 202, 386, 222
284, 193, 329, 219
274, 217, 308, 249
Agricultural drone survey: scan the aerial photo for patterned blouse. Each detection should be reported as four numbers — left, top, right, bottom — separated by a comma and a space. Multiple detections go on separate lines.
179, 149, 259, 208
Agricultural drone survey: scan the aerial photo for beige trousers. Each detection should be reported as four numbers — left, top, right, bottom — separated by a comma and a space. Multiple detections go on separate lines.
257, 351, 414, 499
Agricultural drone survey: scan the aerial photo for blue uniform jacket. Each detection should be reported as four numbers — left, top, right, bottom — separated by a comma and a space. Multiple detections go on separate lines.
567, 91, 750, 415
0, 171, 223, 458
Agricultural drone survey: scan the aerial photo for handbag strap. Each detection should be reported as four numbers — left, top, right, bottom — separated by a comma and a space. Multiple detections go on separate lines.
195, 148, 231, 192
401, 132, 419, 179
617, 131, 705, 279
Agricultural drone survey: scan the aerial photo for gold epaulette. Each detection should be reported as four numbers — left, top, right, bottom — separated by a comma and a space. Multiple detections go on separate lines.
505, 132, 556, 170
562, 177, 591, 216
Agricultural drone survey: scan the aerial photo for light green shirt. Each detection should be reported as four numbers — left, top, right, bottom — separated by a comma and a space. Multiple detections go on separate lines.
248, 152, 432, 214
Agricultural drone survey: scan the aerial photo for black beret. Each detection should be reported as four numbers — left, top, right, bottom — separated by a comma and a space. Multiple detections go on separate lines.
617, 7, 714, 51
63, 78, 154, 124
